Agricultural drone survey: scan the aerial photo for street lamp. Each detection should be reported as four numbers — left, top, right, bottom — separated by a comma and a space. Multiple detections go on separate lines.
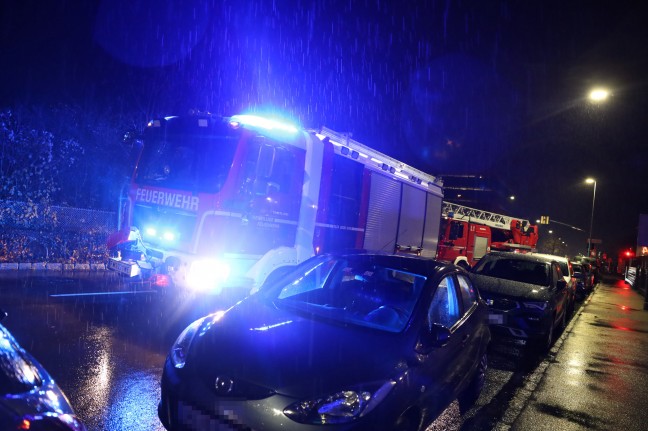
588, 88, 610, 103
585, 178, 597, 256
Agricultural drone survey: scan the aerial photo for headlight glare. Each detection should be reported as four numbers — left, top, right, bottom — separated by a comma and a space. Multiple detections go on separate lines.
284, 381, 395, 424
187, 259, 232, 292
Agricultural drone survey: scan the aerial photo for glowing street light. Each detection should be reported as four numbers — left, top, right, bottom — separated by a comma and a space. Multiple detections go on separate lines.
589, 88, 610, 102
585, 178, 597, 256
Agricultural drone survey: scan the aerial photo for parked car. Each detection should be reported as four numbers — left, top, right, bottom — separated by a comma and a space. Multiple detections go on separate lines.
530, 253, 577, 316
158, 251, 490, 431
0, 310, 87, 431
570, 261, 594, 299
573, 256, 601, 284
471, 251, 570, 351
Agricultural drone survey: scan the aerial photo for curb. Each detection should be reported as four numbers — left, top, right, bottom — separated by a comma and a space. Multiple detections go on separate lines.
492, 285, 597, 430
0, 262, 107, 271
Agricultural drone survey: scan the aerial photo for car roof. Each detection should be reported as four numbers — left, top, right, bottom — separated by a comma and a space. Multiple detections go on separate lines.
481, 251, 554, 265
527, 252, 570, 263
313, 250, 448, 272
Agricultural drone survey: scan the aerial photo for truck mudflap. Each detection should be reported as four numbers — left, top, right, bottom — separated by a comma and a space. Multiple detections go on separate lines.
106, 257, 143, 277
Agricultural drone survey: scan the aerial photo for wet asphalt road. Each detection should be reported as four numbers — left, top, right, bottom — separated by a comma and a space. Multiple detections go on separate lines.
0, 270, 574, 431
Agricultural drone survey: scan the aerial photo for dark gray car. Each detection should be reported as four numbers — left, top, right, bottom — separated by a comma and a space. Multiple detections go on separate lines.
470, 252, 570, 351
159, 251, 491, 430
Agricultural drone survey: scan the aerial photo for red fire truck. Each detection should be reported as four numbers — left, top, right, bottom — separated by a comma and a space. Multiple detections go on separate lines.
436, 202, 539, 268
106, 113, 444, 295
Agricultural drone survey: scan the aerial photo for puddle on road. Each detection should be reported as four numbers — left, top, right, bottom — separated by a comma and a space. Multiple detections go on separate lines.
534, 402, 610, 430
588, 320, 648, 334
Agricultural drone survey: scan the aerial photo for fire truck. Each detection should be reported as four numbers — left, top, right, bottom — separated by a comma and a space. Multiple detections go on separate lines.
106, 112, 444, 295
436, 201, 539, 268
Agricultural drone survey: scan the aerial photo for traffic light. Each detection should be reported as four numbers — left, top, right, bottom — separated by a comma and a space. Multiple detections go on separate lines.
540, 216, 550, 224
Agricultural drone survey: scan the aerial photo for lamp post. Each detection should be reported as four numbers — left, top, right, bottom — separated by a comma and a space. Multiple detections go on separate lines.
586, 178, 597, 256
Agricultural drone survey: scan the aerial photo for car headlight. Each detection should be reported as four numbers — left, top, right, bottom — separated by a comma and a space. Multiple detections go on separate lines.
170, 318, 204, 369
170, 312, 226, 368
522, 301, 548, 311
283, 380, 395, 425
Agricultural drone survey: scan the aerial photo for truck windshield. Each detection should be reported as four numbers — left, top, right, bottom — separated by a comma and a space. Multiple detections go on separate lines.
135, 124, 239, 193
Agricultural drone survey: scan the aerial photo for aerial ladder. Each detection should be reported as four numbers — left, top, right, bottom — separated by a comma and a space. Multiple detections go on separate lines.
438, 201, 539, 266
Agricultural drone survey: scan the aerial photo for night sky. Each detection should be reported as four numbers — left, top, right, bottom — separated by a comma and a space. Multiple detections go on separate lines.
2, 0, 647, 258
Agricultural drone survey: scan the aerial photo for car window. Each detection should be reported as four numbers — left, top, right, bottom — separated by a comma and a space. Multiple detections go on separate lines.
277, 257, 338, 299
457, 274, 478, 313
556, 260, 570, 278
428, 276, 461, 329
273, 255, 427, 333
473, 257, 549, 286
553, 263, 563, 283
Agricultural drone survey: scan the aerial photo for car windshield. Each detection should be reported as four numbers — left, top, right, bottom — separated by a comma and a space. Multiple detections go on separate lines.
261, 255, 427, 333
135, 120, 239, 193
473, 257, 549, 286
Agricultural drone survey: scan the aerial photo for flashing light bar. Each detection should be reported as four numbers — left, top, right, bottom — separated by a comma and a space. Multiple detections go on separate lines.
315, 130, 440, 190
229, 115, 299, 134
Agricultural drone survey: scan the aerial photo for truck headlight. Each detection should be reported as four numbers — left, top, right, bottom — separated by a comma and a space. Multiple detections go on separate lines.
187, 259, 231, 292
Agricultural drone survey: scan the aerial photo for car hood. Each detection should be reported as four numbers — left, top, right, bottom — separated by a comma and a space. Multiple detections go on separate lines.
471, 274, 552, 301
0, 324, 85, 430
188, 296, 413, 397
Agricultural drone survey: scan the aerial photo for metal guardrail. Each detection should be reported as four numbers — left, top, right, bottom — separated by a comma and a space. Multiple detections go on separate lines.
0, 201, 116, 264
0, 200, 116, 232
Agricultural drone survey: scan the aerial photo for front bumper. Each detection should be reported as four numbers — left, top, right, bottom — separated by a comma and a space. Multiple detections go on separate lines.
158, 359, 405, 431
106, 257, 142, 277
485, 302, 552, 341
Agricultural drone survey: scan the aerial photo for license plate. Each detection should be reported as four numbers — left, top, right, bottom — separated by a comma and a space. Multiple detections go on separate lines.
177, 401, 240, 431
488, 313, 504, 324
106, 258, 141, 277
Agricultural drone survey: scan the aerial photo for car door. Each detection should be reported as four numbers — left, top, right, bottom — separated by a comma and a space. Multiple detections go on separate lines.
454, 273, 484, 388
551, 262, 569, 325
416, 273, 472, 412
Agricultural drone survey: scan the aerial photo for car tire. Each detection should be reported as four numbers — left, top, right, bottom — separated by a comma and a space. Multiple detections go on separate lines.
529, 317, 554, 354
540, 320, 554, 352
393, 409, 420, 431
458, 352, 487, 413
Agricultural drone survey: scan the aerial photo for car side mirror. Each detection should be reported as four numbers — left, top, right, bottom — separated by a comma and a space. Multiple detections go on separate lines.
416, 323, 452, 353
556, 279, 567, 290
